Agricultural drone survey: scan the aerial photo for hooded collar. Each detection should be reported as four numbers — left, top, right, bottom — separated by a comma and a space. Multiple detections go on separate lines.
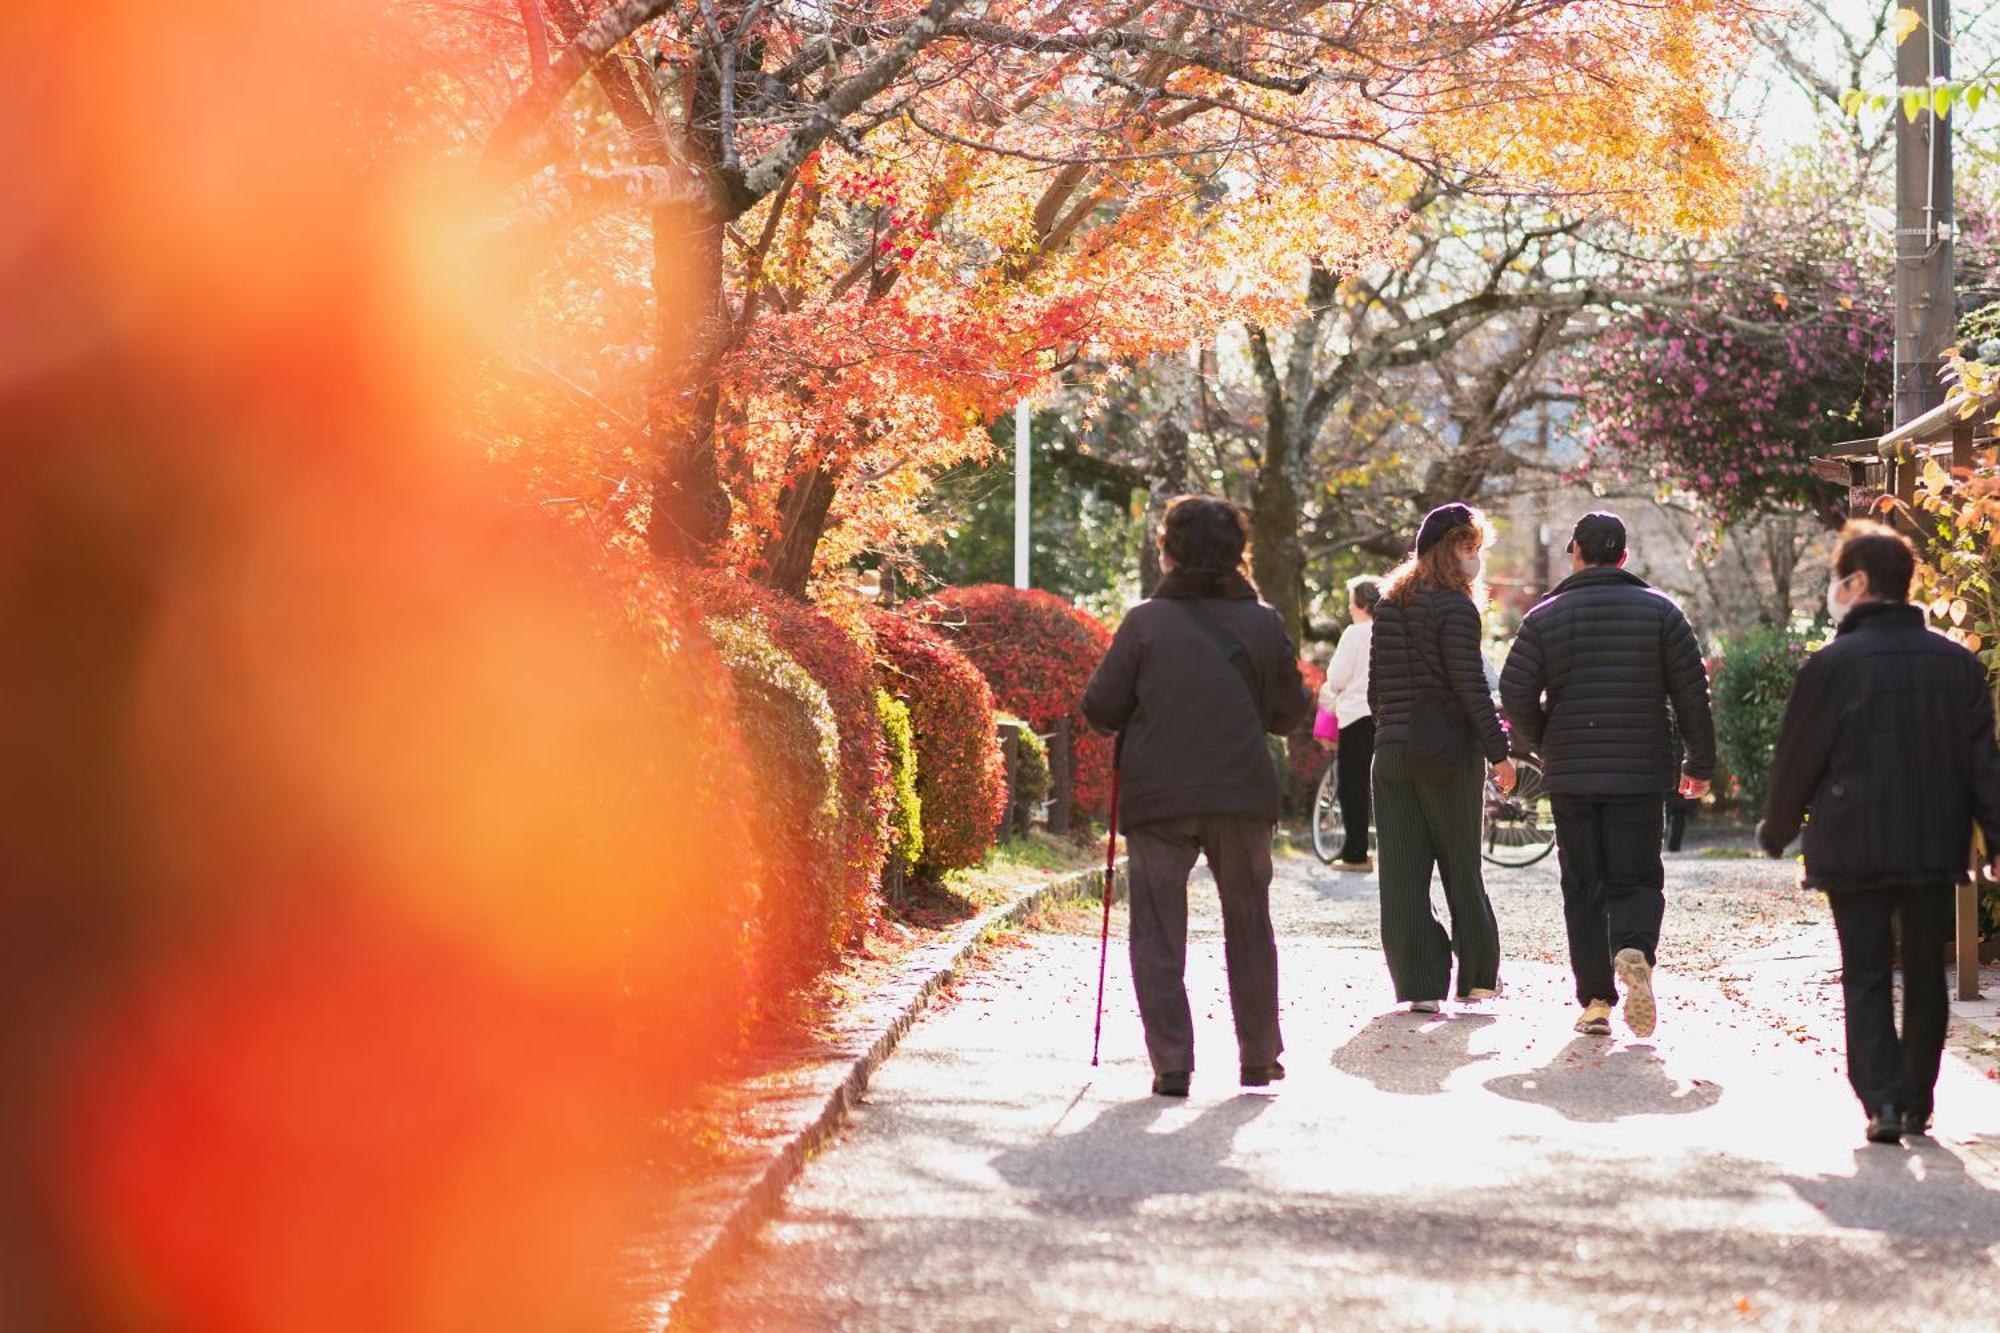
1548, 564, 1649, 597
1835, 600, 1925, 637
1154, 568, 1259, 601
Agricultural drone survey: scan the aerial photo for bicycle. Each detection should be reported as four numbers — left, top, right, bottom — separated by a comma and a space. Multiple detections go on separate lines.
1310, 762, 1362, 865
1312, 750, 1556, 868
1481, 753, 1557, 867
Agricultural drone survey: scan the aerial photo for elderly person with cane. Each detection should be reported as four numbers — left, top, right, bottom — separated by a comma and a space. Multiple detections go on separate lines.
1082, 495, 1310, 1097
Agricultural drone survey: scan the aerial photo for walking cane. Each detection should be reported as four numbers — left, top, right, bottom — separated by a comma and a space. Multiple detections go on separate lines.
1090, 746, 1122, 1067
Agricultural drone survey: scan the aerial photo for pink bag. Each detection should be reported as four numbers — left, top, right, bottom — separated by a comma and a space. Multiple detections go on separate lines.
1312, 707, 1339, 743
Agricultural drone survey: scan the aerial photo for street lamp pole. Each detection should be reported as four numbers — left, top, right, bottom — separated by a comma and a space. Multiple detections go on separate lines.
1014, 399, 1030, 589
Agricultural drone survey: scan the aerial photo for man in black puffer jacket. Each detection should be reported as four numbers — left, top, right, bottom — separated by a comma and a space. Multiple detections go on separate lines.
1760, 521, 2000, 1144
1500, 512, 1716, 1039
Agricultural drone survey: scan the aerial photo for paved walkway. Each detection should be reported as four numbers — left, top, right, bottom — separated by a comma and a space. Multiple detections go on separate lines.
688, 852, 2000, 1330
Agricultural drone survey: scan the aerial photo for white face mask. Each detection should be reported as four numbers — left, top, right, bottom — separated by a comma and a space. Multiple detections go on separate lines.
1826, 572, 1857, 623
1460, 555, 1481, 577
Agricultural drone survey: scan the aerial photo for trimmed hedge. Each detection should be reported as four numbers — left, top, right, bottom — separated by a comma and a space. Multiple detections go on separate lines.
704, 611, 845, 992
686, 571, 893, 989
1004, 715, 1053, 813
917, 585, 1115, 819
869, 609, 1009, 874
877, 689, 924, 874
534, 549, 767, 1093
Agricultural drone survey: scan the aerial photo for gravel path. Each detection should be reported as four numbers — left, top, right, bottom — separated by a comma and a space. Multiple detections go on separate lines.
687, 847, 2000, 1330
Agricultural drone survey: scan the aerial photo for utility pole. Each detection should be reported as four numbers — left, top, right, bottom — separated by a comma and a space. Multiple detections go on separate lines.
1013, 399, 1030, 588
1895, 0, 1954, 427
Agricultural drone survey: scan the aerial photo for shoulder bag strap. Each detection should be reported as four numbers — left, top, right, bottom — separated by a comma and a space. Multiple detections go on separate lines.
1174, 599, 1263, 718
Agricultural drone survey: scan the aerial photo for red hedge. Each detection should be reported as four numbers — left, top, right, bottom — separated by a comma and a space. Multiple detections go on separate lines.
607, 558, 765, 1077
1288, 658, 1332, 812
916, 585, 1114, 819
685, 570, 891, 991
869, 610, 1008, 873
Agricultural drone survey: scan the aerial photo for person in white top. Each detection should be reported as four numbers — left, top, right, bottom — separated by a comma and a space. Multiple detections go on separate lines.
1317, 576, 1381, 869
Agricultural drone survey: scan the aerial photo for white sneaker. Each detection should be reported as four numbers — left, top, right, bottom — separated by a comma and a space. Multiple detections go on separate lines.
1614, 949, 1656, 1038
1408, 999, 1441, 1014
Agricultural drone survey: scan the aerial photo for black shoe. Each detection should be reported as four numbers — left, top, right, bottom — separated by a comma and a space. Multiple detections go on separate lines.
1240, 1061, 1286, 1087
1153, 1070, 1190, 1098
1904, 1108, 1934, 1138
1866, 1104, 1905, 1145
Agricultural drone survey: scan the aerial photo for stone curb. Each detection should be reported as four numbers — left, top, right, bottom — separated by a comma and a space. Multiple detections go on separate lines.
653, 857, 1127, 1328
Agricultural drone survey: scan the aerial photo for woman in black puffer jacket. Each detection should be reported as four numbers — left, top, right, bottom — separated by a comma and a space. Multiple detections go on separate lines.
1368, 504, 1516, 1012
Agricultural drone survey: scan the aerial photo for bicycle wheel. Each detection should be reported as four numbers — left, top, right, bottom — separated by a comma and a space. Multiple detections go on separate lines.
1311, 763, 1345, 864
1481, 755, 1557, 868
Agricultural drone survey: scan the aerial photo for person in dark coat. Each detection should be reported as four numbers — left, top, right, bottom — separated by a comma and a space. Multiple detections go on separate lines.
1369, 503, 1516, 1013
1499, 512, 1715, 1039
1082, 495, 1312, 1097
1760, 520, 2000, 1144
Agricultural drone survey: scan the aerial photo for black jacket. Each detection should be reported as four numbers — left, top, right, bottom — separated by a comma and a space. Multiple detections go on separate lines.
1499, 566, 1716, 798
1368, 587, 1508, 766
1759, 600, 2000, 891
1081, 572, 1311, 829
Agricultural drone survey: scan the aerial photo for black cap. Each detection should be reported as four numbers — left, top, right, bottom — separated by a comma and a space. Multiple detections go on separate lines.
1569, 512, 1626, 565
1415, 503, 1475, 556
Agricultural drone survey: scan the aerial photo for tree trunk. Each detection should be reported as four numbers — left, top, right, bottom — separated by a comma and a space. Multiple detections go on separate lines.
1249, 424, 1306, 643
762, 464, 838, 595
1139, 416, 1190, 596
645, 61, 733, 564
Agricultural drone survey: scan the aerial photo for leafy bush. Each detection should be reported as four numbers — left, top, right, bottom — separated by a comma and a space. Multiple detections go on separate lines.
1009, 717, 1052, 811
869, 610, 1008, 873
705, 610, 846, 991
583, 553, 766, 1091
1712, 624, 1811, 817
1286, 658, 1333, 813
687, 570, 892, 969
877, 689, 923, 874
917, 585, 1115, 818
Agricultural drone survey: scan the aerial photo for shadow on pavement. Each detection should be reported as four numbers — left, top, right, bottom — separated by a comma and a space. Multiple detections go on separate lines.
1330, 1012, 1497, 1096
1786, 1142, 2000, 1248
1481, 1040, 1723, 1123
988, 1092, 1273, 1216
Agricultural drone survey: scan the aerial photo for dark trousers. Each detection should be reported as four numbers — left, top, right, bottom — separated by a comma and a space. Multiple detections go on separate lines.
1551, 795, 1666, 1008
1124, 814, 1282, 1075
1826, 884, 1951, 1118
1336, 716, 1376, 863
1372, 742, 1499, 1001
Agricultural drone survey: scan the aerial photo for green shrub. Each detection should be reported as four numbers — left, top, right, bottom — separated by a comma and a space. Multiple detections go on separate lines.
1712, 624, 1811, 817
878, 689, 923, 873
1000, 715, 1052, 811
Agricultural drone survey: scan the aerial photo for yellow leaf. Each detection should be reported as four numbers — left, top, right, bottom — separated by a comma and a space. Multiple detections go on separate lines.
1932, 596, 1954, 618
1894, 7, 1923, 45
1952, 597, 1970, 625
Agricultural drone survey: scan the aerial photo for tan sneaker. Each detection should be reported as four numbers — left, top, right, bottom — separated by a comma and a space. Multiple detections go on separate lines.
1615, 949, 1656, 1038
1574, 1000, 1612, 1036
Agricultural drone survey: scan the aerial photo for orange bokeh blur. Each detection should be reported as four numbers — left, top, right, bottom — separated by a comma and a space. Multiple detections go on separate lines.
0, 4, 740, 1330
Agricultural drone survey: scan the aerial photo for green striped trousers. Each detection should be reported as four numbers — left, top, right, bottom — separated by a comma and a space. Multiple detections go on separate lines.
1371, 741, 1500, 1002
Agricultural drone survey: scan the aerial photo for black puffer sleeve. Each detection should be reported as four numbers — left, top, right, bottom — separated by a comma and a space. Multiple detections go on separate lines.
1440, 593, 1508, 764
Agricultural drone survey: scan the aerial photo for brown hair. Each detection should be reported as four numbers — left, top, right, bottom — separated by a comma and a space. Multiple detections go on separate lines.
1832, 519, 1917, 603
1383, 507, 1491, 609
1159, 495, 1252, 579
